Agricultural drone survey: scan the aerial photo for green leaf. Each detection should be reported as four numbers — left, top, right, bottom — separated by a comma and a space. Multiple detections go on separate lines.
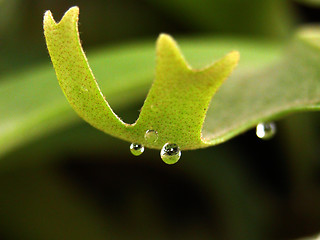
0, 36, 279, 159
44, 7, 239, 152
4, 7, 320, 159
203, 28, 320, 145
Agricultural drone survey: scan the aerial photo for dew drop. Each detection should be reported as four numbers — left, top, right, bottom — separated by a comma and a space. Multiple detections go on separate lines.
256, 122, 276, 140
130, 143, 144, 156
160, 143, 181, 164
144, 130, 158, 143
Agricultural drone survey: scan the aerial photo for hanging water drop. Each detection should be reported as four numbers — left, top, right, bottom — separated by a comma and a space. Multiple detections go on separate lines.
256, 122, 276, 140
160, 143, 181, 164
130, 143, 144, 156
144, 130, 158, 143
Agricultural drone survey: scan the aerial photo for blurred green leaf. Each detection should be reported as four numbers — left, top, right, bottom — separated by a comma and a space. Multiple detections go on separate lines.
202, 27, 320, 145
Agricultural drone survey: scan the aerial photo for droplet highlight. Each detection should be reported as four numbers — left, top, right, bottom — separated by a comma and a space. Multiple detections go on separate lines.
256, 122, 276, 140
144, 130, 158, 143
130, 143, 144, 156
160, 143, 181, 164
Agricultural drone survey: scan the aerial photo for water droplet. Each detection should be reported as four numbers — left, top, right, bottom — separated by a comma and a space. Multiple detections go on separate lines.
130, 143, 144, 156
160, 143, 181, 164
144, 130, 158, 143
256, 122, 276, 140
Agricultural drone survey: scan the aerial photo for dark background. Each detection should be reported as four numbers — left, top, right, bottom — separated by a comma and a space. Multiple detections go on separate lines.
1, 0, 320, 239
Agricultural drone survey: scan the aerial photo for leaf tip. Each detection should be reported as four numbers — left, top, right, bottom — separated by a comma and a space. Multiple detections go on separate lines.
157, 33, 174, 43
225, 50, 240, 69
44, 6, 79, 28
156, 33, 179, 52
200, 50, 240, 77
58, 6, 79, 25
229, 50, 240, 61
156, 33, 189, 70
64, 6, 80, 18
43, 10, 56, 29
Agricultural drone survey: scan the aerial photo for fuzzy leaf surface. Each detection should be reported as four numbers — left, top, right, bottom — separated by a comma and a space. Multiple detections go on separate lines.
44, 7, 239, 150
